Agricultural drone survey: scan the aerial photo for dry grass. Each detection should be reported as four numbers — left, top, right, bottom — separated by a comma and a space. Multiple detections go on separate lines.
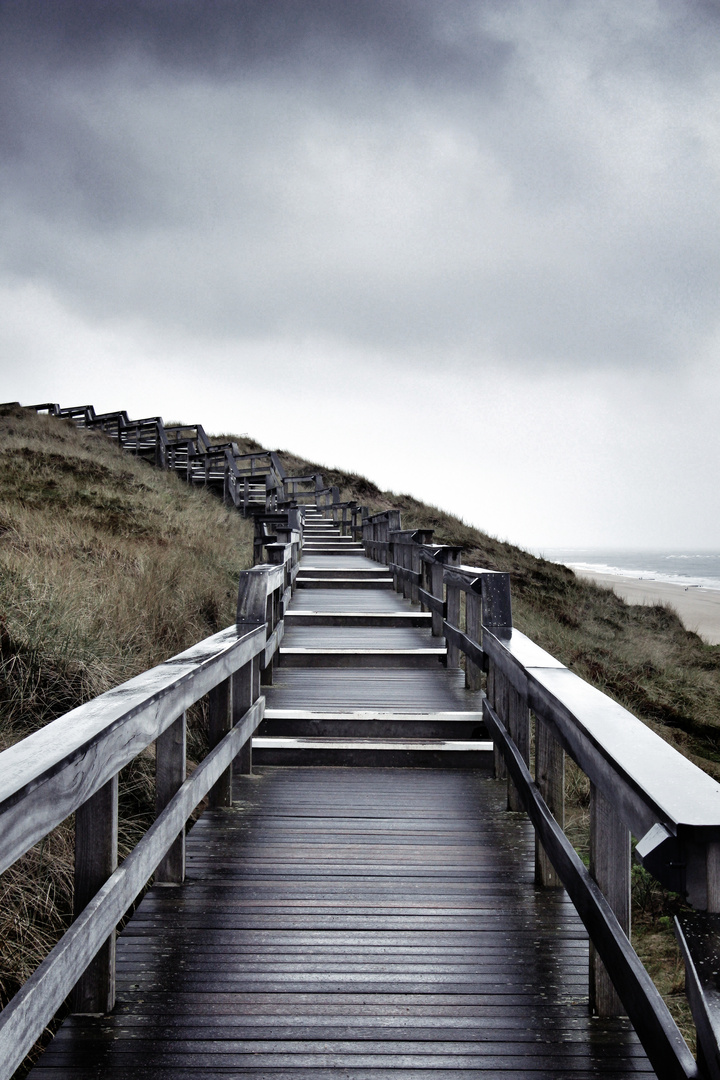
0, 406, 253, 1073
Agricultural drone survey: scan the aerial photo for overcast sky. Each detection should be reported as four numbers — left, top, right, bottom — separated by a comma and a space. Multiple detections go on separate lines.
1, 0, 719, 550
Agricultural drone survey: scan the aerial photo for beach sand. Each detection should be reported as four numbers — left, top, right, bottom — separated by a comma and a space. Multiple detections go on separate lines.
572, 569, 720, 645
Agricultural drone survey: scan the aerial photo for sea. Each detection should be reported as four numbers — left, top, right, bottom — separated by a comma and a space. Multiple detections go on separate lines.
537, 550, 720, 593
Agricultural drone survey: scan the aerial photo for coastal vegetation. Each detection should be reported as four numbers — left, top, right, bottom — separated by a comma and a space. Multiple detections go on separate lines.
2, 407, 719, 1056
0, 405, 253, 1049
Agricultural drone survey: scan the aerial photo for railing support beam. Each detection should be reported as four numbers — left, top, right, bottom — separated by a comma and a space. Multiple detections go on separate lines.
590, 783, 631, 1016
233, 659, 256, 775
71, 775, 118, 1014
535, 716, 564, 887
155, 712, 186, 884
209, 677, 233, 807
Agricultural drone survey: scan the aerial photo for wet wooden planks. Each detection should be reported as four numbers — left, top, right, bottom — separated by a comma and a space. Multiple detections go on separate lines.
281, 626, 439, 649
264, 669, 482, 712
31, 766, 654, 1079
297, 556, 385, 570
286, 589, 413, 612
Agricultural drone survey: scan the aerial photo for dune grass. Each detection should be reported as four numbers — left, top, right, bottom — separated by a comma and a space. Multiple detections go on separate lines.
0, 405, 253, 1071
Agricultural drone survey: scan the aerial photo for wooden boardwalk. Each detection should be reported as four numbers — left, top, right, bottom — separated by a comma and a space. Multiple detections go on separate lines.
29, 512, 656, 1078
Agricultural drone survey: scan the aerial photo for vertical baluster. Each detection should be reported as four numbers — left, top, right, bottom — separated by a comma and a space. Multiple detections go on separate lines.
261, 588, 275, 686
209, 677, 233, 807
707, 842, 720, 913
71, 776, 118, 1013
507, 684, 530, 812
446, 585, 461, 667
465, 590, 482, 690
402, 543, 411, 600
534, 717, 564, 887
589, 783, 630, 1015
410, 542, 421, 605
233, 659, 256, 775
430, 559, 444, 638
155, 712, 187, 883
491, 666, 508, 781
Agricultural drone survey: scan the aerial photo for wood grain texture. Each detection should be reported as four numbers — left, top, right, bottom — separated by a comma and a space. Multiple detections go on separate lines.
1, 699, 265, 1080
154, 713, 186, 884
483, 697, 693, 1080
535, 716, 564, 888
29, 766, 654, 1079
71, 775, 118, 1015
590, 783, 631, 1017
483, 627, 720, 886
0, 623, 266, 875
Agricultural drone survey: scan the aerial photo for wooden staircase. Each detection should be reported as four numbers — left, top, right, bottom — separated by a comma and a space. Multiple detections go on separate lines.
254, 510, 491, 768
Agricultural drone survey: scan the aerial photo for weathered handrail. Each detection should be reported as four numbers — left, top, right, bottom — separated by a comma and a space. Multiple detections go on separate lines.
675, 913, 720, 1079
361, 517, 720, 1079
22, 404, 300, 517
0, 533, 301, 1080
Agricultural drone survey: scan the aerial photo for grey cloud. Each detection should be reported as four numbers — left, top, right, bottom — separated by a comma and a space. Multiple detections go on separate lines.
1, 0, 719, 373
0, 1, 513, 88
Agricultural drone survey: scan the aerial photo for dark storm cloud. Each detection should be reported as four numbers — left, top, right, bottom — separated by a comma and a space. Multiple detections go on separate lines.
1, 0, 720, 371
0, 0, 512, 86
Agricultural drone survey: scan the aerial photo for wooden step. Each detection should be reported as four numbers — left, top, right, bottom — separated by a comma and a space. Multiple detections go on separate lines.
297, 567, 387, 580
295, 577, 393, 589
251, 736, 492, 768
259, 709, 487, 740
279, 647, 447, 668
284, 611, 432, 627
303, 540, 363, 547
301, 547, 365, 556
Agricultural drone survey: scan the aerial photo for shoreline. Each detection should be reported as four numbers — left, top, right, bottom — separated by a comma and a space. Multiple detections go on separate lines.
570, 569, 720, 645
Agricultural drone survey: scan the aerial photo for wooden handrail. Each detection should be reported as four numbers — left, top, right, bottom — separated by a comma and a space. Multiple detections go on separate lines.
27, 404, 316, 519
360, 509, 720, 1077
484, 697, 698, 1080
0, 534, 302, 1079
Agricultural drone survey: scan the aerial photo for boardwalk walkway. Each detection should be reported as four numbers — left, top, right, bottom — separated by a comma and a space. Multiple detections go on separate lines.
30, 512, 655, 1078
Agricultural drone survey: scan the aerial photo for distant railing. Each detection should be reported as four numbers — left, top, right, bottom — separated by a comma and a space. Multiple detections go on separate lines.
24, 403, 286, 514
0, 534, 300, 1080
356, 512, 720, 1080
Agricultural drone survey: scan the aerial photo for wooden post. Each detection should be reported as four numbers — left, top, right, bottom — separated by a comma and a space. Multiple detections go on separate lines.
209, 677, 232, 807
480, 572, 512, 782
489, 665, 507, 781
390, 535, 399, 592
154, 712, 186, 883
480, 572, 513, 636
446, 585, 461, 667
71, 776, 118, 1013
707, 842, 720, 913
261, 590, 275, 686
429, 560, 444, 637
535, 716, 564, 887
465, 591, 482, 690
233, 660, 255, 775
410, 542, 421, 605
402, 543, 411, 600
419, 556, 429, 614
589, 783, 631, 1015
507, 684, 530, 812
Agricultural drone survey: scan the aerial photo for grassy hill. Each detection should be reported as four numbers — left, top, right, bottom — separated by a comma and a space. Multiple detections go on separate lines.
0, 405, 253, 1027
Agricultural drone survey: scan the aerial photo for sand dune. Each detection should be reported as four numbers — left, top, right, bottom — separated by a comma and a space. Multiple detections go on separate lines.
571, 569, 720, 645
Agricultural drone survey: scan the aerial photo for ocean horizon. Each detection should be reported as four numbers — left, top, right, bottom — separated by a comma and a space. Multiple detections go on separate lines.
538, 549, 720, 592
